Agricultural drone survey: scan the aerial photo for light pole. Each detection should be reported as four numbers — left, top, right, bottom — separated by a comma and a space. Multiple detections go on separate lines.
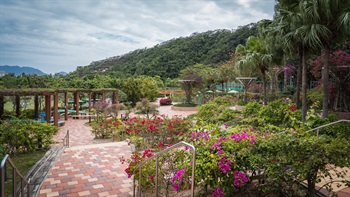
197, 91, 201, 106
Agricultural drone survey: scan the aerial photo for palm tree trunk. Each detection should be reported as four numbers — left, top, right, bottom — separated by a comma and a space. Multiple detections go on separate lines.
262, 69, 267, 105
296, 48, 302, 109
322, 47, 330, 118
302, 47, 307, 122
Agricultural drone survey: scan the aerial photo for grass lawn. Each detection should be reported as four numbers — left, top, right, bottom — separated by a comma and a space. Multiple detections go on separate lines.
3, 149, 48, 196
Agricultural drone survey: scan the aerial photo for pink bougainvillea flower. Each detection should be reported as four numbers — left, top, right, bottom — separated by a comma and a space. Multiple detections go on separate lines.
149, 175, 154, 181
218, 156, 232, 174
233, 171, 249, 187
212, 187, 225, 197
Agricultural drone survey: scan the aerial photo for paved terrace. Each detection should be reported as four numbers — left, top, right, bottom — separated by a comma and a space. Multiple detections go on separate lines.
37, 102, 349, 197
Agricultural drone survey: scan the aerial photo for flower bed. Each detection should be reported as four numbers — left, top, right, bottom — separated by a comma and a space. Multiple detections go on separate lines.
160, 98, 172, 105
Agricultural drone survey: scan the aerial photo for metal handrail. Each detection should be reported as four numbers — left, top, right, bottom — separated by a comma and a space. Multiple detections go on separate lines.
306, 119, 350, 137
1, 154, 31, 197
63, 130, 69, 147
133, 141, 196, 197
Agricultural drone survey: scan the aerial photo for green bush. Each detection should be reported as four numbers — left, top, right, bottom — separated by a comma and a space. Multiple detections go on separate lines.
0, 144, 5, 159
242, 101, 261, 118
0, 119, 57, 154
19, 109, 35, 119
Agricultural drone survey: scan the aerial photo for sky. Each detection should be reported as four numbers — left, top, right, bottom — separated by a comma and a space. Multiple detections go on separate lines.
0, 0, 276, 74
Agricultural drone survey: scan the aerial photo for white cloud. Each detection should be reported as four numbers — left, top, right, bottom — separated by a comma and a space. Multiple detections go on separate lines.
0, 0, 275, 74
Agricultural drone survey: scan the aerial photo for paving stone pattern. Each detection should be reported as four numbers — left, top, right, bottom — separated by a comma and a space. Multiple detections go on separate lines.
38, 143, 132, 197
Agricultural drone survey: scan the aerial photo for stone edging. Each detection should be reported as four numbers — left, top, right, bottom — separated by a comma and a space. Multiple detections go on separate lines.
171, 106, 197, 111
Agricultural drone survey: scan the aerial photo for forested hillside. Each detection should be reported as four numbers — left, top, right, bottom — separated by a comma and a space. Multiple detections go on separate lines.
70, 23, 258, 80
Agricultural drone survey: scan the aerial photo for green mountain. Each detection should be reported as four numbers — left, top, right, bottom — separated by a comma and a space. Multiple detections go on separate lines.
71, 23, 258, 80
0, 65, 46, 76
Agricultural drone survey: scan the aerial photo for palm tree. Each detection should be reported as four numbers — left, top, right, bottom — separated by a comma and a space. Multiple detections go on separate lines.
236, 36, 272, 105
299, 0, 350, 118
272, 0, 312, 122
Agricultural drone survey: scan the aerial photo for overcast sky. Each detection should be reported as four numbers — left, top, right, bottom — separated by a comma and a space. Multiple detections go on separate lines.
0, 0, 276, 74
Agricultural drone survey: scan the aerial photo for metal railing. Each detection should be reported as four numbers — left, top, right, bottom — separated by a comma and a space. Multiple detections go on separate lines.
63, 130, 69, 147
1, 154, 31, 197
133, 141, 196, 197
306, 119, 350, 137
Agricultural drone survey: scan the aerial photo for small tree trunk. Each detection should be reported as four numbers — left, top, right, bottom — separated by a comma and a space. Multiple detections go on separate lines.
296, 48, 302, 108
302, 47, 307, 122
307, 178, 316, 197
322, 47, 330, 118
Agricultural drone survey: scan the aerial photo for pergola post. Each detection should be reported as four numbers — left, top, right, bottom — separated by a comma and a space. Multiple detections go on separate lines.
34, 95, 39, 118
15, 95, 20, 117
53, 91, 59, 126
0, 95, 4, 119
75, 91, 80, 115
45, 95, 51, 123
112, 91, 116, 104
64, 92, 68, 120
115, 89, 119, 104
88, 92, 92, 112
101, 90, 105, 101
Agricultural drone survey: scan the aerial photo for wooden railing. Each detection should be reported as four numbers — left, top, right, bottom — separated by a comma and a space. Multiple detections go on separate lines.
0, 154, 30, 197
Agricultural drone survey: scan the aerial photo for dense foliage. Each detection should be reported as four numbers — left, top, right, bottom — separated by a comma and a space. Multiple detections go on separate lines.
66, 24, 258, 80
122, 98, 350, 196
0, 119, 57, 154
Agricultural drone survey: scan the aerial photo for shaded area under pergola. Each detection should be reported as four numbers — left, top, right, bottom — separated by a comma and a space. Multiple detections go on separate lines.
0, 88, 118, 126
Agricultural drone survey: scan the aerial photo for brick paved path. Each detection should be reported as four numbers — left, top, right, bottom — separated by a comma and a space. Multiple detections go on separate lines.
38, 119, 133, 197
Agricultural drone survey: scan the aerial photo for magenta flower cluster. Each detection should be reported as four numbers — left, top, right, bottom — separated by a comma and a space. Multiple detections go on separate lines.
212, 187, 225, 197
191, 131, 210, 141
229, 131, 256, 145
233, 171, 249, 187
218, 156, 232, 174
171, 168, 187, 192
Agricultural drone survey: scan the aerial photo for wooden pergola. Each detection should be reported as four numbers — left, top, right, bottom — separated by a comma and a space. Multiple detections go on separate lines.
0, 88, 118, 126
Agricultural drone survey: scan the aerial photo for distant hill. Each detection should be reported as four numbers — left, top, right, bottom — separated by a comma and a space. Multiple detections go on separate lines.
68, 23, 258, 80
56, 71, 68, 76
0, 65, 46, 76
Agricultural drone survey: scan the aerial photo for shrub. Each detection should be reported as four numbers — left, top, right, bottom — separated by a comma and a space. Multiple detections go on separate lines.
197, 96, 239, 124
90, 119, 124, 140
160, 98, 172, 105
123, 115, 192, 150
135, 98, 158, 118
0, 119, 57, 154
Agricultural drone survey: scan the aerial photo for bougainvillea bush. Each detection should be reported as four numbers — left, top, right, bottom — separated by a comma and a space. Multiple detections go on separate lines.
160, 98, 172, 105
122, 115, 192, 150
122, 98, 350, 196
90, 119, 124, 140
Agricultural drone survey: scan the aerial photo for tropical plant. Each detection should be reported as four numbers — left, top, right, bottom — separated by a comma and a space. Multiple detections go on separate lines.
236, 36, 273, 105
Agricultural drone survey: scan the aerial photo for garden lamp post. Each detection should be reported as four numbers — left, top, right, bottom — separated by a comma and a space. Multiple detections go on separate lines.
197, 91, 201, 106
